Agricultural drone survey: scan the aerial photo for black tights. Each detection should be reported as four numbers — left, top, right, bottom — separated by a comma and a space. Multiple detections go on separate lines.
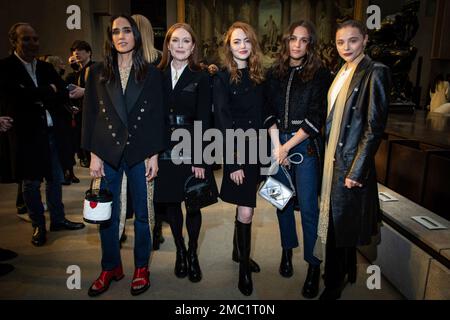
154, 202, 201, 246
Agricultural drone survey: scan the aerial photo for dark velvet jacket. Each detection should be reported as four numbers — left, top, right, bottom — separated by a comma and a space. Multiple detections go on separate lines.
81, 62, 166, 168
327, 55, 391, 247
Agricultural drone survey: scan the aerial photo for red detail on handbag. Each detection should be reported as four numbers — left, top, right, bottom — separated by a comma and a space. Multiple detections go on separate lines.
90, 201, 98, 209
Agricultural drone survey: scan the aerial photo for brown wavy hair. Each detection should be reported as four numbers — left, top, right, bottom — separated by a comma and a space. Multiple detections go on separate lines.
272, 20, 322, 82
157, 22, 200, 71
221, 21, 264, 84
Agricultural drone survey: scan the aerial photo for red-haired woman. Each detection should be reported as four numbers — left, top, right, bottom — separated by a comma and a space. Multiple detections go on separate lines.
213, 22, 266, 296
154, 23, 215, 283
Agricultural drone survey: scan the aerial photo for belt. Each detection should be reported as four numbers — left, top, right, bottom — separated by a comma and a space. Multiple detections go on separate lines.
159, 149, 192, 161
168, 114, 194, 126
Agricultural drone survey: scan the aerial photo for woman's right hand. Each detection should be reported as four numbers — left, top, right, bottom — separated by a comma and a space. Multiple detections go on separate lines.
230, 169, 245, 186
90, 153, 104, 178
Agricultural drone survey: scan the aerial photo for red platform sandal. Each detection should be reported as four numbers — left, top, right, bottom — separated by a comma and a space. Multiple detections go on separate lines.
130, 266, 150, 296
88, 265, 124, 297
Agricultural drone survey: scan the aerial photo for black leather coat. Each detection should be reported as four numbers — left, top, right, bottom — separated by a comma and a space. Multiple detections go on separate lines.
327, 56, 391, 247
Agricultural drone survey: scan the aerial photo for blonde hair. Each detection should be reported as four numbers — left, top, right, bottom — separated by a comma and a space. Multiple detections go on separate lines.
221, 21, 264, 84
45, 55, 64, 74
131, 14, 160, 64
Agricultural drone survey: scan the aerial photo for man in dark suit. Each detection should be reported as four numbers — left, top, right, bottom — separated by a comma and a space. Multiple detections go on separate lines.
0, 22, 85, 247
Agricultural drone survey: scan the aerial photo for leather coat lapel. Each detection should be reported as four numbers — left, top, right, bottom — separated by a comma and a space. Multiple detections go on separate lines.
105, 68, 128, 127
345, 56, 370, 103
325, 56, 371, 139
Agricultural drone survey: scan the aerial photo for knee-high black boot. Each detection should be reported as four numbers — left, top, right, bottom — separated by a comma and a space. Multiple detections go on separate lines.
186, 209, 202, 283
232, 214, 260, 273
236, 220, 253, 296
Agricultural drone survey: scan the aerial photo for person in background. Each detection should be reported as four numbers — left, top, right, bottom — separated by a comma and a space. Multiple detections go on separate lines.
46, 55, 80, 186
66, 40, 95, 169
0, 23, 85, 247
0, 116, 19, 277
429, 73, 449, 113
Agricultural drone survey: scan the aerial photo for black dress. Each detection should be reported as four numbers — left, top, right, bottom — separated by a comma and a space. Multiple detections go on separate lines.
154, 66, 216, 203
213, 68, 266, 208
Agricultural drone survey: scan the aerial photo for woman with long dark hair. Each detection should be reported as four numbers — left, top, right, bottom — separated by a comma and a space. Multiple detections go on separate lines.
118, 14, 164, 250
213, 22, 265, 296
317, 20, 390, 299
153, 23, 216, 283
265, 20, 330, 299
82, 14, 166, 297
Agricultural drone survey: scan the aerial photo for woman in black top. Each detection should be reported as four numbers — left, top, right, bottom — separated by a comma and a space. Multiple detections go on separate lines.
119, 14, 164, 249
153, 23, 215, 283
82, 15, 166, 297
266, 20, 330, 299
213, 22, 265, 296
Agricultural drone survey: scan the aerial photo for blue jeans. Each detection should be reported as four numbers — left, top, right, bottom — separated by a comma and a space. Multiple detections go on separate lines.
23, 132, 65, 227
100, 160, 151, 270
274, 133, 321, 266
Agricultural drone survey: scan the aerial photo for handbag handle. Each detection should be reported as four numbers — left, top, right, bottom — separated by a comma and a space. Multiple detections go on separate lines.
89, 177, 110, 193
267, 152, 304, 195
184, 174, 208, 191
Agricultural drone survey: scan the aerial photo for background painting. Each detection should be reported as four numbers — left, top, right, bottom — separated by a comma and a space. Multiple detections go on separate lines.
185, 0, 356, 68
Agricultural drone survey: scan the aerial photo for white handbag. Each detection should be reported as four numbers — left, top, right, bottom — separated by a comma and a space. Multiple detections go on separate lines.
258, 153, 303, 210
83, 178, 113, 224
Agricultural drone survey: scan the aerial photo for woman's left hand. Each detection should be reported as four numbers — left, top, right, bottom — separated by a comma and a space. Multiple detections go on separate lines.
145, 155, 159, 181
344, 178, 363, 189
192, 166, 205, 179
274, 144, 289, 164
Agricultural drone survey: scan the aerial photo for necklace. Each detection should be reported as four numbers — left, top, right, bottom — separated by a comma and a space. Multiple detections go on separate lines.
119, 62, 132, 94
